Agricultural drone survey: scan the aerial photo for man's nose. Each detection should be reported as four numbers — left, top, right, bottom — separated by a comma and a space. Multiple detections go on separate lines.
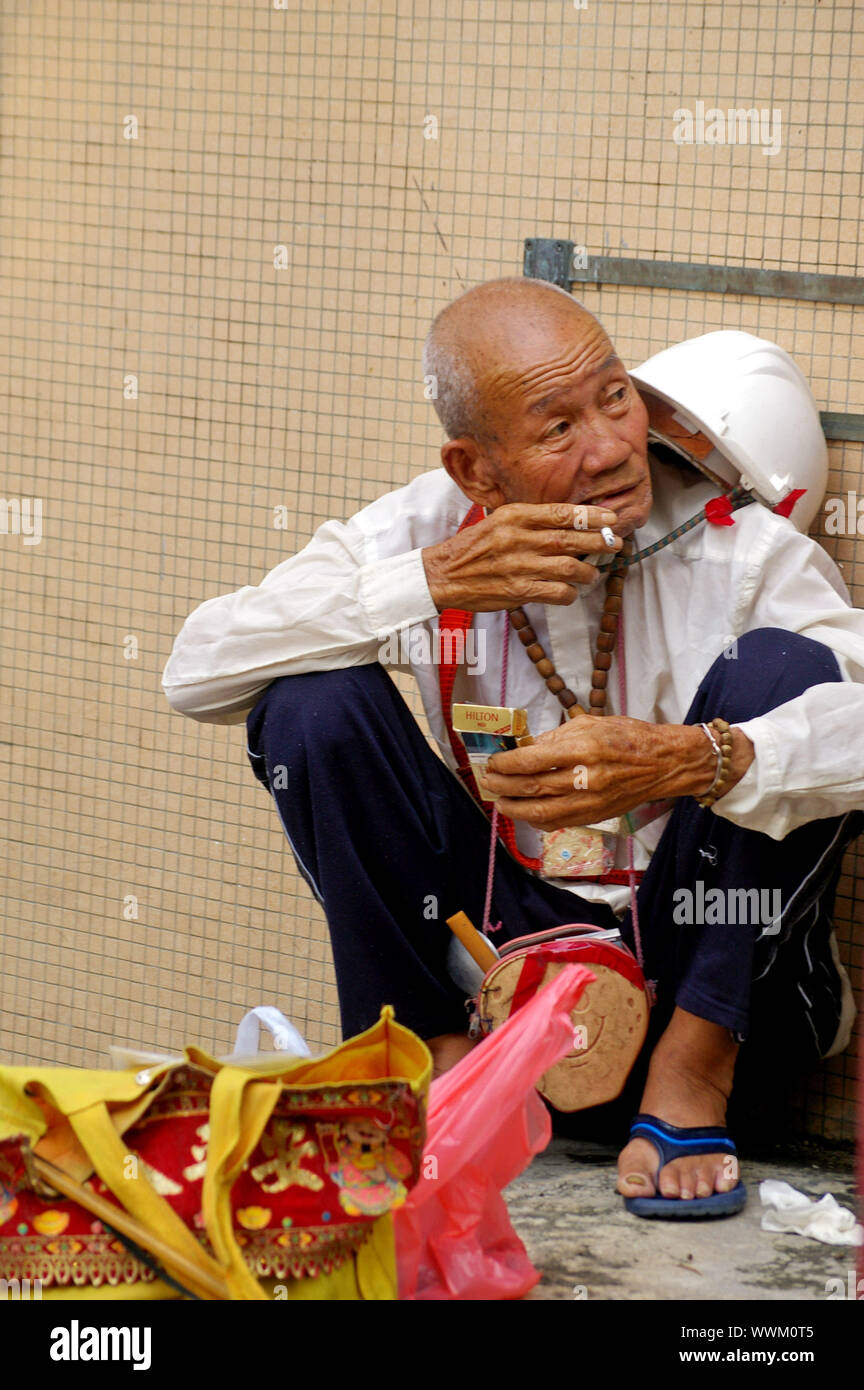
579, 413, 632, 473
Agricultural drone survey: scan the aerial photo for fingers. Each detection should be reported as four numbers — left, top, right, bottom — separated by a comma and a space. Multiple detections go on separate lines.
484, 562, 595, 606
498, 547, 617, 602
433, 499, 624, 613
486, 738, 584, 776
519, 554, 605, 589
478, 766, 577, 799
510, 502, 619, 532
529, 582, 584, 606
502, 506, 623, 555
532, 527, 624, 556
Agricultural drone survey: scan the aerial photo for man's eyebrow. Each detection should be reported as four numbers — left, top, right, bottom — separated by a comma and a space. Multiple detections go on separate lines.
528, 355, 624, 414
596, 353, 623, 374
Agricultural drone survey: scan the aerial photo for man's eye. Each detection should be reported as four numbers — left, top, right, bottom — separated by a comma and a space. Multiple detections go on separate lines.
606, 385, 629, 405
548, 420, 570, 436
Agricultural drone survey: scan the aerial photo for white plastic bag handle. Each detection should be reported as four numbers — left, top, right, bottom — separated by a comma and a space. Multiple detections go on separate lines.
232, 1006, 312, 1059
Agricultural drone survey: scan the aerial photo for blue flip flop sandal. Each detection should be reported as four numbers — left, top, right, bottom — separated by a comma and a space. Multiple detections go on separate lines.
622, 1113, 748, 1219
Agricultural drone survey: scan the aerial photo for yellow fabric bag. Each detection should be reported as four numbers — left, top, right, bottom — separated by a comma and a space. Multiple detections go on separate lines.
0, 1007, 430, 1300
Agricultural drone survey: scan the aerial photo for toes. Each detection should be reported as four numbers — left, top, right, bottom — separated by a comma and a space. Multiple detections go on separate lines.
658, 1163, 685, 1199
618, 1144, 742, 1202
616, 1140, 657, 1197
618, 1172, 652, 1197
662, 1155, 739, 1200
717, 1155, 741, 1193
693, 1165, 715, 1199
659, 1158, 722, 1200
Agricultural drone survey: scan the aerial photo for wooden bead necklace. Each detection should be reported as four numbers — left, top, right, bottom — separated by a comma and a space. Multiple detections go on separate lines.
509, 537, 634, 718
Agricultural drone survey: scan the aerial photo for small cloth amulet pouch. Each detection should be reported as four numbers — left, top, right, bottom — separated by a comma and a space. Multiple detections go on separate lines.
477, 925, 649, 1112
541, 826, 615, 877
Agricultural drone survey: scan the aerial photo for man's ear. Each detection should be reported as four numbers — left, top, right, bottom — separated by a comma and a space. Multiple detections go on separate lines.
440, 437, 507, 510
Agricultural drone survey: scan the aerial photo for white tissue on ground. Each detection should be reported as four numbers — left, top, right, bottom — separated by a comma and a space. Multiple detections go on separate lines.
759, 1179, 863, 1246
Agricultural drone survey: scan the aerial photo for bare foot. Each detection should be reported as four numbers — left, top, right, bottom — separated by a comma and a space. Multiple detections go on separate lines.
425, 1032, 477, 1078
617, 1007, 741, 1202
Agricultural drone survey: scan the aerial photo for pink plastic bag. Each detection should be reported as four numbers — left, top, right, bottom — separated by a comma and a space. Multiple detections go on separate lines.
394, 963, 595, 1300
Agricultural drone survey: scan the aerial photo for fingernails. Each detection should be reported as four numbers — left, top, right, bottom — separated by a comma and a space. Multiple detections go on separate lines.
574, 505, 619, 532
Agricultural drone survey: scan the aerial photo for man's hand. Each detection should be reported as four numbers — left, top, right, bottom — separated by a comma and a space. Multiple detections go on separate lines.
479, 709, 755, 829
421, 502, 622, 612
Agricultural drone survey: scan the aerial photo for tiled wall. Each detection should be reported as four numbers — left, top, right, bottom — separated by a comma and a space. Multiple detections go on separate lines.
0, 1, 861, 1138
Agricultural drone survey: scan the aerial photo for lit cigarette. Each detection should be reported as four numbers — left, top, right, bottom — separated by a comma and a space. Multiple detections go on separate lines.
601, 526, 616, 548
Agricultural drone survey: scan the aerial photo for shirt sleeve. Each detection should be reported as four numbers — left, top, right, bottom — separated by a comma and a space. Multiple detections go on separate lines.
161, 508, 440, 724
711, 522, 864, 839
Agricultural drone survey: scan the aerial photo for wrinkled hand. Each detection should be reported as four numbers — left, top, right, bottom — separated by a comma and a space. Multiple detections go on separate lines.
421, 502, 622, 613
479, 708, 722, 831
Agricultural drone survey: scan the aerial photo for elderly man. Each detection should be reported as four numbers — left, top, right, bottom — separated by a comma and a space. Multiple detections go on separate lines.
163, 278, 864, 1218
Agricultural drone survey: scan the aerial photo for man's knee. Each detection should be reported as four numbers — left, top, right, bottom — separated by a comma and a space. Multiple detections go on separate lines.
246, 663, 398, 777
263, 662, 390, 722
734, 628, 842, 678
694, 627, 842, 723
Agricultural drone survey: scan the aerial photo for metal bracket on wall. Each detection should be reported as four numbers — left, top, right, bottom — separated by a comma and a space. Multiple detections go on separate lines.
523, 238, 864, 442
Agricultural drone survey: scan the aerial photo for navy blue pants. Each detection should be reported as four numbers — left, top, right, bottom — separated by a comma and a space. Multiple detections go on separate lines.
245, 629, 861, 1079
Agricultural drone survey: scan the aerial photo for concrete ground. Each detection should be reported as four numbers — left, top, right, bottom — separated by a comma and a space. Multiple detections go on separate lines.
505, 1137, 859, 1301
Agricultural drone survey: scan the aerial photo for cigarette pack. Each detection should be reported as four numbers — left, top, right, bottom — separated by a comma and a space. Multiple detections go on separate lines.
451, 704, 532, 800
452, 703, 528, 736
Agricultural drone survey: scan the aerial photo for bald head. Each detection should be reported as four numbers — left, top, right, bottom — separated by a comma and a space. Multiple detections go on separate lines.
422, 277, 604, 444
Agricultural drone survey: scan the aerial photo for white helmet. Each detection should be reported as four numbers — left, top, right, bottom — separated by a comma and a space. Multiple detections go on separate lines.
629, 331, 828, 533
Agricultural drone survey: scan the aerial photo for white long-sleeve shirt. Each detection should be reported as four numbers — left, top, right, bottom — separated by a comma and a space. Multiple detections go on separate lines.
162, 454, 864, 914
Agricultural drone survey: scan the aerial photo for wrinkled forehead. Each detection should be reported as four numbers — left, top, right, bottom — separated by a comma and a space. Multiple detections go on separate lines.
475, 316, 622, 418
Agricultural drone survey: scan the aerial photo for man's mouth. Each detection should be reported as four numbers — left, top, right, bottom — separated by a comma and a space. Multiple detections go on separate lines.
590, 482, 638, 507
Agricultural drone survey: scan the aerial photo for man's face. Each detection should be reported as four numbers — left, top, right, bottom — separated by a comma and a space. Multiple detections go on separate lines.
473, 313, 652, 535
